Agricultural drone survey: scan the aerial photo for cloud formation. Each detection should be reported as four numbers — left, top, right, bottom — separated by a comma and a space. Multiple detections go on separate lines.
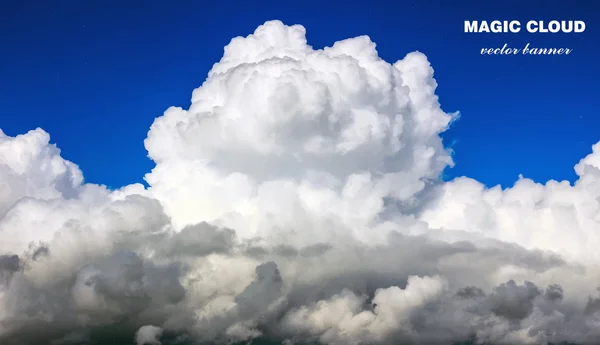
1, 20, 600, 345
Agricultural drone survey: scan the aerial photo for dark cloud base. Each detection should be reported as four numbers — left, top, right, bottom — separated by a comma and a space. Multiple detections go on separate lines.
9, 333, 586, 345
27, 339, 586, 345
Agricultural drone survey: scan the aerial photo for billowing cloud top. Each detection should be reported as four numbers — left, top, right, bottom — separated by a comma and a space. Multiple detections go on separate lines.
1, 20, 600, 345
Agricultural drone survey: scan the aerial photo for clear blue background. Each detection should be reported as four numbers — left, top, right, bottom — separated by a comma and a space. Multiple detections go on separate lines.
1, 0, 598, 189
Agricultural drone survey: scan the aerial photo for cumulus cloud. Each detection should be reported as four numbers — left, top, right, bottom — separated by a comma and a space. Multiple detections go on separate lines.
1, 20, 600, 345
136, 325, 163, 345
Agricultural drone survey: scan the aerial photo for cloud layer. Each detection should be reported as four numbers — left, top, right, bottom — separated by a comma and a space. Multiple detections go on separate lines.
1, 20, 600, 345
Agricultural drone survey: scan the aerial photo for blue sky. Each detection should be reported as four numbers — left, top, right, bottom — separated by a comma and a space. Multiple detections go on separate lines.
1, 0, 598, 189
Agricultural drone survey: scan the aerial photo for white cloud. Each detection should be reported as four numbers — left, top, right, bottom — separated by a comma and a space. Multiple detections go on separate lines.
420, 144, 600, 263
136, 325, 163, 345
1, 20, 600, 345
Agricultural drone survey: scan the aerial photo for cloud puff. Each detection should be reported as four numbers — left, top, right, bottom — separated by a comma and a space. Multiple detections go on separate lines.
420, 143, 600, 263
136, 325, 163, 345
1, 20, 600, 345
143, 20, 456, 242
